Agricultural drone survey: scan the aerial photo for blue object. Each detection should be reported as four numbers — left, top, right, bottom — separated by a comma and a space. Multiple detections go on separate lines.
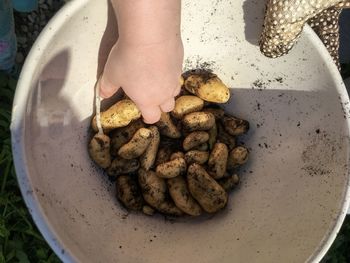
12, 0, 37, 12
0, 0, 16, 72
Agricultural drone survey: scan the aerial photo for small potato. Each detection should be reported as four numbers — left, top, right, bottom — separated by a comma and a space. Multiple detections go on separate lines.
183, 112, 215, 132
208, 122, 217, 150
158, 201, 183, 216
208, 143, 229, 179
217, 122, 236, 150
172, 95, 204, 119
218, 174, 240, 192
110, 119, 144, 154
187, 163, 228, 213
222, 115, 250, 136
116, 175, 143, 211
170, 151, 185, 160
227, 146, 249, 170
138, 169, 166, 207
92, 99, 141, 132
168, 176, 202, 216
185, 150, 209, 165
203, 107, 225, 119
88, 133, 112, 169
118, 128, 152, 159
142, 205, 155, 216
140, 126, 160, 170
156, 158, 187, 178
155, 147, 172, 166
156, 112, 181, 138
107, 158, 139, 176
184, 72, 230, 103
183, 131, 209, 151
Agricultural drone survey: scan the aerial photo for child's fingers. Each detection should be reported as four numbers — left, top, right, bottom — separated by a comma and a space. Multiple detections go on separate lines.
138, 104, 162, 124
99, 74, 120, 98
160, 97, 175, 112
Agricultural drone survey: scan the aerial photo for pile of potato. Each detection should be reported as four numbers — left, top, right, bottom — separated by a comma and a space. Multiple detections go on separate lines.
88, 70, 250, 217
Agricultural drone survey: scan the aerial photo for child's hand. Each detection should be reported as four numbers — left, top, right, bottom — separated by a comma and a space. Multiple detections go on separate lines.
100, 37, 183, 124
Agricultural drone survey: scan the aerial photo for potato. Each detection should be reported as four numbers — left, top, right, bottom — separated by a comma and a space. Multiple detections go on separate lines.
183, 131, 209, 151
203, 107, 225, 119
184, 72, 230, 103
167, 176, 202, 216
208, 122, 217, 150
116, 175, 143, 211
155, 147, 172, 166
170, 151, 185, 160
138, 169, 166, 207
118, 128, 152, 159
227, 146, 249, 170
156, 158, 187, 178
156, 112, 181, 138
142, 205, 155, 216
92, 99, 141, 132
208, 143, 229, 179
139, 126, 160, 170
183, 112, 215, 132
217, 122, 236, 150
172, 95, 204, 119
107, 158, 139, 176
88, 133, 112, 169
110, 119, 144, 154
194, 143, 209, 151
218, 174, 240, 192
222, 115, 249, 136
158, 201, 183, 216
185, 150, 209, 165
187, 163, 228, 213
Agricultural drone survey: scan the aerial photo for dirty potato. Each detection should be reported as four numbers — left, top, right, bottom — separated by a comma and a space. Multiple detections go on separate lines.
110, 119, 144, 154
140, 126, 160, 170
118, 128, 152, 159
172, 95, 204, 119
107, 158, 139, 176
218, 174, 240, 192
158, 201, 183, 216
156, 112, 181, 138
222, 115, 249, 136
116, 175, 143, 210
208, 122, 217, 150
187, 163, 228, 213
227, 146, 249, 170
185, 150, 209, 165
142, 205, 155, 216
183, 131, 209, 151
168, 176, 202, 216
155, 147, 172, 166
203, 107, 225, 119
170, 151, 185, 160
156, 158, 187, 178
92, 99, 141, 132
138, 169, 166, 207
184, 72, 230, 103
88, 133, 112, 169
208, 143, 229, 179
217, 122, 236, 150
183, 112, 215, 132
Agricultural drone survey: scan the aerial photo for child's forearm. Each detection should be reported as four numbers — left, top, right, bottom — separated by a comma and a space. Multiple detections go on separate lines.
111, 0, 181, 46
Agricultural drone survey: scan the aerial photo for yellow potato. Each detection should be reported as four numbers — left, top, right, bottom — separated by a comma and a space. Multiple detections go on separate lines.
184, 72, 230, 103
208, 143, 229, 179
222, 115, 250, 136
118, 128, 152, 159
107, 158, 139, 176
168, 176, 202, 216
92, 99, 141, 132
227, 146, 249, 170
156, 158, 187, 178
183, 131, 209, 151
172, 95, 204, 119
184, 150, 209, 165
182, 112, 215, 131
218, 174, 240, 192
157, 201, 183, 216
170, 151, 185, 160
116, 175, 143, 211
155, 112, 181, 138
187, 163, 228, 213
88, 133, 111, 169
140, 126, 160, 170
142, 205, 155, 216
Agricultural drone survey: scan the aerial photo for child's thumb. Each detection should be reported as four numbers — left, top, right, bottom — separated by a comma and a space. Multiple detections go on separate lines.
99, 74, 120, 98
137, 104, 162, 124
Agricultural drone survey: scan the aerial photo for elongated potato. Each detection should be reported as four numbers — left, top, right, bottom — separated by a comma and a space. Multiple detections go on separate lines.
227, 146, 249, 170
158, 201, 183, 216
88, 133, 111, 169
183, 112, 215, 131
170, 151, 185, 160
172, 95, 204, 119
184, 72, 230, 103
185, 150, 209, 165
156, 158, 187, 178
138, 169, 166, 207
155, 147, 172, 166
118, 128, 152, 159
217, 122, 236, 150
208, 143, 229, 179
208, 122, 217, 150
168, 176, 202, 216
107, 158, 139, 176
218, 174, 240, 192
92, 99, 141, 132
187, 163, 228, 213
156, 112, 181, 138
203, 107, 225, 119
183, 131, 209, 151
116, 175, 143, 210
222, 115, 249, 136
110, 119, 144, 154
140, 126, 160, 170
